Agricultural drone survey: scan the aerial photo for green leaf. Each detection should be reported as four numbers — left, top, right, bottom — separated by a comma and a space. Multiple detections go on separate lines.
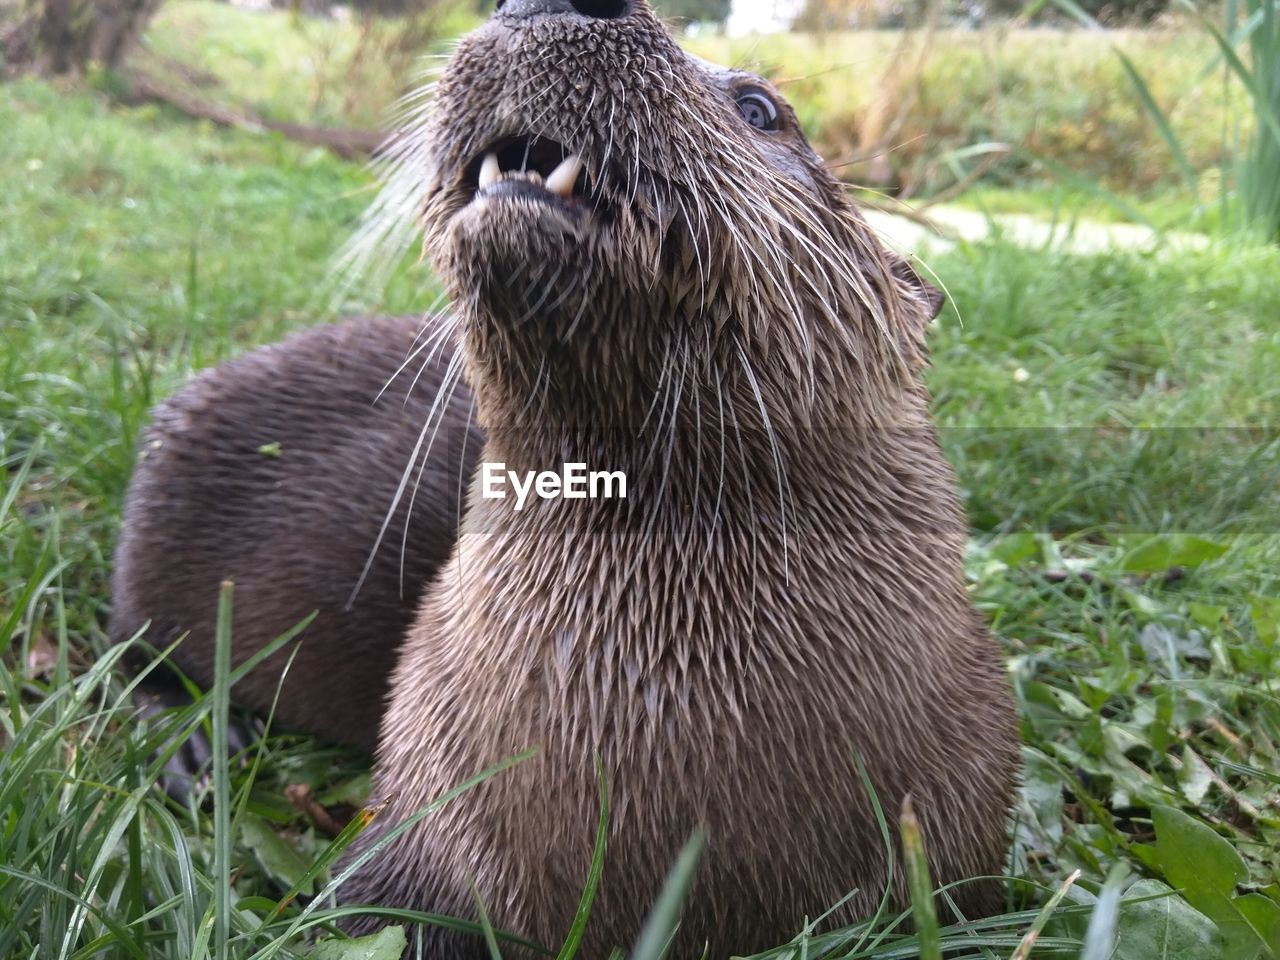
1187, 602, 1229, 630
1120, 535, 1229, 573
318, 772, 374, 807
1149, 806, 1259, 955
1235, 894, 1280, 955
1112, 880, 1224, 960
1137, 624, 1210, 668
991, 531, 1039, 568
1177, 748, 1215, 807
1151, 805, 1247, 893
310, 926, 407, 960
1019, 748, 1065, 846
1250, 596, 1280, 648
240, 814, 314, 896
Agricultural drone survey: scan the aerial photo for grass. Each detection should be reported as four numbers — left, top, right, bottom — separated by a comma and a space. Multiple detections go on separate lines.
1235, 0, 1280, 241
2, 4, 1280, 957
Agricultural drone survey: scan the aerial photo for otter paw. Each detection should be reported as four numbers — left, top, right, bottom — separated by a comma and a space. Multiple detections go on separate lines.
133, 678, 262, 803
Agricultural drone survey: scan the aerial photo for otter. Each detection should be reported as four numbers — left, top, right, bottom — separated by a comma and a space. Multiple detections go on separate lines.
111, 315, 479, 749
110, 0, 1021, 954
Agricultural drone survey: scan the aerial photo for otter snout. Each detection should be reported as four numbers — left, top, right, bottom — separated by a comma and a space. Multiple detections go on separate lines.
495, 0, 635, 22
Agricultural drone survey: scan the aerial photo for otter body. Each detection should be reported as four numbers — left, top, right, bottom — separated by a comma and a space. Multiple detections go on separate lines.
111, 0, 1021, 954
111, 316, 478, 748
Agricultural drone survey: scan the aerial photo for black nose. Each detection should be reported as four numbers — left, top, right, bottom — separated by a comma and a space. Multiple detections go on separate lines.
496, 0, 629, 19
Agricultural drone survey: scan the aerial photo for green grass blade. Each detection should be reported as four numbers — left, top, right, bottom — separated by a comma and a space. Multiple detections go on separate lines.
213, 581, 234, 960
555, 759, 610, 960
1194, 6, 1280, 149
0, 443, 38, 528
1114, 50, 1198, 192
849, 751, 897, 955
0, 867, 147, 960
0, 550, 63, 670
1080, 865, 1128, 960
230, 644, 301, 853
226, 611, 318, 688
1193, 5, 1267, 83
150, 805, 201, 957
628, 831, 704, 960
1010, 869, 1081, 960
256, 906, 552, 954
1031, 0, 1101, 30
248, 748, 538, 959
899, 795, 940, 960
52, 785, 155, 960
468, 876, 505, 960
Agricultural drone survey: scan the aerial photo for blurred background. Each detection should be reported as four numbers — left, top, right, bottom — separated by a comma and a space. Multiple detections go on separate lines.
4, 0, 1273, 209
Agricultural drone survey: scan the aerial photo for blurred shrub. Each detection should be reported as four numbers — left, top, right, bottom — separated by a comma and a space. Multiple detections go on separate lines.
984, 0, 1171, 23
653, 0, 731, 26
689, 27, 1243, 195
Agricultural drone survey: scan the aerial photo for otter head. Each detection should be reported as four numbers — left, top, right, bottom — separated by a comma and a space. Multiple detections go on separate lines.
400, 0, 942, 444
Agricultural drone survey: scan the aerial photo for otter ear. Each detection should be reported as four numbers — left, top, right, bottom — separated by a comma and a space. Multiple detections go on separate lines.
890, 255, 944, 321
888, 254, 944, 371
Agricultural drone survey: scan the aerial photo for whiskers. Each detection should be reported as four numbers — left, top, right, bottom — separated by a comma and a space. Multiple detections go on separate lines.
346, 310, 466, 609
328, 55, 450, 312
733, 334, 797, 587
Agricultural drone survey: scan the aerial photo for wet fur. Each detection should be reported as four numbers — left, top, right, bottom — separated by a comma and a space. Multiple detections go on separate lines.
111, 316, 478, 749
112, 1, 1020, 956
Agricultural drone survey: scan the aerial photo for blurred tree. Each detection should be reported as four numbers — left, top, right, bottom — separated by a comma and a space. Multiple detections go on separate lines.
653, 0, 731, 26
1, 0, 165, 76
791, 0, 845, 31
279, 0, 454, 11
792, 0, 914, 32
1072, 0, 1168, 22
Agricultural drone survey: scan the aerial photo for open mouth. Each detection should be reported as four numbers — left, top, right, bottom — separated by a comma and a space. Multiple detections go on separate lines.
464, 135, 595, 212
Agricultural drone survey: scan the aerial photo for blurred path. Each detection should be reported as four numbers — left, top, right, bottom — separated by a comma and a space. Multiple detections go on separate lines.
863, 206, 1211, 257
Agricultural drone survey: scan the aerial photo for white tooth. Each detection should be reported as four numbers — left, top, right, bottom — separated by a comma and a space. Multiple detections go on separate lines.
545, 155, 584, 198
478, 153, 500, 190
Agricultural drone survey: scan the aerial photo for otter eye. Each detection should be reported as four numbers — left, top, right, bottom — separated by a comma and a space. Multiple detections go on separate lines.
735, 90, 779, 132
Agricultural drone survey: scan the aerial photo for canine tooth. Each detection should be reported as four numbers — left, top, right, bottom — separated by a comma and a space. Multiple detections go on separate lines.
545, 155, 584, 198
479, 153, 500, 190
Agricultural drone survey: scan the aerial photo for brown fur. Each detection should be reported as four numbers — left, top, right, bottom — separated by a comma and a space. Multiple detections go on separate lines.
336, 0, 1019, 953
112, 0, 1020, 954
110, 316, 478, 749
